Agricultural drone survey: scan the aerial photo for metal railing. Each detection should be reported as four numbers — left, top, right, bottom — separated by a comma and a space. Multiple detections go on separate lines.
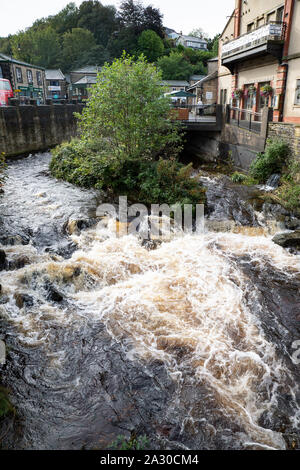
222, 21, 286, 58
229, 106, 262, 134
170, 103, 217, 122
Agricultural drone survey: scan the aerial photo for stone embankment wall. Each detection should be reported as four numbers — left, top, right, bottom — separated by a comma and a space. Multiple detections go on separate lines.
0, 103, 84, 158
268, 122, 300, 161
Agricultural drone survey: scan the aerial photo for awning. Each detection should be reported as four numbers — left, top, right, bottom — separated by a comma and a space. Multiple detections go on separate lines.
166, 90, 196, 98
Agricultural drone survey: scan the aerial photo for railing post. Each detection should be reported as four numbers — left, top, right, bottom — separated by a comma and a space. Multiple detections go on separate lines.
261, 106, 272, 139
249, 112, 252, 131
225, 104, 230, 123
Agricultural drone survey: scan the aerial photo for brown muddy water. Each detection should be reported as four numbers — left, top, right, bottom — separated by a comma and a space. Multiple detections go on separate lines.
0, 153, 299, 450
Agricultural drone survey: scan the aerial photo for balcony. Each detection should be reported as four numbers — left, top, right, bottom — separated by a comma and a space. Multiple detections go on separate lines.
221, 22, 286, 72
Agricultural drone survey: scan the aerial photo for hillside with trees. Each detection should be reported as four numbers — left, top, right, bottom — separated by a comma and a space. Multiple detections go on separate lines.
0, 0, 218, 78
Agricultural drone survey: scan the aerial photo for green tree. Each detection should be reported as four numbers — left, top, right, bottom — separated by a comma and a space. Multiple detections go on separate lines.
49, 2, 79, 35
77, 53, 182, 162
189, 28, 205, 39
77, 1, 118, 46
138, 30, 164, 62
11, 27, 61, 68
0, 35, 13, 55
157, 51, 194, 80
206, 34, 220, 55
61, 28, 97, 71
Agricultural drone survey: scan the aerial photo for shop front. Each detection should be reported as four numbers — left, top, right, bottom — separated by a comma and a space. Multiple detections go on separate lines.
18, 85, 45, 104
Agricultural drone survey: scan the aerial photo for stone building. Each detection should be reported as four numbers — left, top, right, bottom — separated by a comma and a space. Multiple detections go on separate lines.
161, 80, 190, 94
45, 69, 67, 101
218, 0, 300, 123
69, 66, 101, 101
187, 58, 218, 105
0, 53, 46, 104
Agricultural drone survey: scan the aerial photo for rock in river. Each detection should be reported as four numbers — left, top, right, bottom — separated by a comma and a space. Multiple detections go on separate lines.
272, 230, 300, 250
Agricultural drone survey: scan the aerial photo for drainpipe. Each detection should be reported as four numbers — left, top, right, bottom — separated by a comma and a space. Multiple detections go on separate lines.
234, 0, 242, 39
277, 0, 295, 121
283, 0, 295, 58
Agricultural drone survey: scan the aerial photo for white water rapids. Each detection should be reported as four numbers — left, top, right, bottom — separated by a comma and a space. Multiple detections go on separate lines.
0, 153, 300, 450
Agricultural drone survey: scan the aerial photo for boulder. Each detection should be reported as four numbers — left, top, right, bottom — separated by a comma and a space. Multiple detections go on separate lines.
272, 230, 300, 250
0, 249, 6, 271
14, 293, 34, 309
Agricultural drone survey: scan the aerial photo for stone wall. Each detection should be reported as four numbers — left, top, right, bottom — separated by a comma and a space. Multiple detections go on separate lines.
268, 122, 300, 160
219, 106, 270, 170
0, 103, 84, 158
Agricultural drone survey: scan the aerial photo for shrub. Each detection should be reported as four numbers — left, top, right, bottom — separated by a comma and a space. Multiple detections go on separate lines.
275, 182, 300, 212
250, 139, 290, 183
109, 434, 149, 450
231, 171, 247, 184
51, 139, 206, 207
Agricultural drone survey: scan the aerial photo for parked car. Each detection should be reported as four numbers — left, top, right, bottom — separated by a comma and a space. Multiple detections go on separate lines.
0, 79, 14, 106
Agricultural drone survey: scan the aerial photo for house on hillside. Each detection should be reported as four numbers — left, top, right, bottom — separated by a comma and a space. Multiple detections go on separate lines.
69, 65, 101, 101
161, 80, 190, 94
189, 75, 206, 86
45, 69, 67, 101
218, 0, 300, 123
164, 27, 180, 40
0, 53, 46, 104
176, 35, 208, 51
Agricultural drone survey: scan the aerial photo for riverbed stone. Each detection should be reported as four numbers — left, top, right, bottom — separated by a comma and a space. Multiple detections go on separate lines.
272, 230, 300, 249
14, 293, 34, 309
0, 249, 6, 270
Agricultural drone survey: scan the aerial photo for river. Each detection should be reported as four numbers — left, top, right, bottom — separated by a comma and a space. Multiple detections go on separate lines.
0, 152, 299, 450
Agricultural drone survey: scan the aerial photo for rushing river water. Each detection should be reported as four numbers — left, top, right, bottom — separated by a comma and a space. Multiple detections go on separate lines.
0, 152, 300, 450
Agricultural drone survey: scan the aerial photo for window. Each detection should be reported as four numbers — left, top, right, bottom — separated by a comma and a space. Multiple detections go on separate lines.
276, 6, 284, 22
26, 69, 33, 84
257, 17, 265, 28
16, 67, 23, 83
267, 12, 276, 23
295, 80, 300, 105
247, 23, 254, 32
36, 71, 42, 86
0, 80, 12, 91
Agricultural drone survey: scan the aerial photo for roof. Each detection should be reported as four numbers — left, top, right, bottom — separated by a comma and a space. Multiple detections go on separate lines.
190, 74, 206, 81
73, 75, 97, 86
71, 65, 101, 74
45, 69, 65, 80
187, 71, 218, 90
0, 53, 45, 70
161, 80, 190, 87
207, 57, 218, 62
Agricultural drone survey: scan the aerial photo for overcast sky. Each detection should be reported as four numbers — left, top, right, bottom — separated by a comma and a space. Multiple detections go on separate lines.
0, 0, 235, 38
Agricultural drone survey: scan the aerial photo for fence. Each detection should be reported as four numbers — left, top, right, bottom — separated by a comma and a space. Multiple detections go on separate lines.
228, 106, 263, 134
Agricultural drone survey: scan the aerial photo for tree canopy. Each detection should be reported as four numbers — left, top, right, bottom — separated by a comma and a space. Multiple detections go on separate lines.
77, 53, 181, 162
0, 1, 218, 76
